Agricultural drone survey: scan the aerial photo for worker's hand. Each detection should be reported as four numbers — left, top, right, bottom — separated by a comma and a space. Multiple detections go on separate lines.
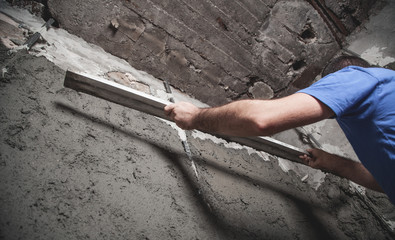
299, 148, 339, 172
164, 102, 200, 130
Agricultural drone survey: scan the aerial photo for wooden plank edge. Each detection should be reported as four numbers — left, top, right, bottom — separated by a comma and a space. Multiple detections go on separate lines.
64, 70, 308, 164
64, 70, 172, 121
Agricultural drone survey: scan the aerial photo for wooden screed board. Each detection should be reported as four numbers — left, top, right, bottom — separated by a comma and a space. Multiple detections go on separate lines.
64, 70, 307, 164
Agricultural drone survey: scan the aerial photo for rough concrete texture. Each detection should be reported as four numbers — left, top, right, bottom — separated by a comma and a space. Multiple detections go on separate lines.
1, 1, 395, 239
45, 0, 377, 105
1, 44, 394, 240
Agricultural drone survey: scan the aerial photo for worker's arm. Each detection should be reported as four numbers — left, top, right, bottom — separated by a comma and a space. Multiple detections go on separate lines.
300, 149, 384, 192
164, 93, 334, 137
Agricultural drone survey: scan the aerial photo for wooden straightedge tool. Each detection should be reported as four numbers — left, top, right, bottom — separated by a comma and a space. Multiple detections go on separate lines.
64, 70, 307, 164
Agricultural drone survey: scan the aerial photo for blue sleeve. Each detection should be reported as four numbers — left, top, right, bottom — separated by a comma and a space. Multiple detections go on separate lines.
297, 67, 379, 118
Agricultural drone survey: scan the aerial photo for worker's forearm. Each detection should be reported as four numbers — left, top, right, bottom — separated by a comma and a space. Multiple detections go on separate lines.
192, 100, 265, 136
165, 93, 333, 136
330, 155, 384, 192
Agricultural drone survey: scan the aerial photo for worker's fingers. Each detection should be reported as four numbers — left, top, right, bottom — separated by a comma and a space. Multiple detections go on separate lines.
301, 149, 335, 172
299, 153, 313, 165
299, 154, 311, 161
306, 148, 323, 158
300, 148, 324, 168
306, 148, 315, 155
164, 104, 175, 116
163, 102, 199, 130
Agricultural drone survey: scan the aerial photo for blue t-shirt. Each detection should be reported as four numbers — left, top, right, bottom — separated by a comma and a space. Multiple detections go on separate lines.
298, 66, 395, 204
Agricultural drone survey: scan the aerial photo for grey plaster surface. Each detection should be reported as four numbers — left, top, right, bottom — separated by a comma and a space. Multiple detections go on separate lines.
1, 1, 395, 239
1, 45, 393, 239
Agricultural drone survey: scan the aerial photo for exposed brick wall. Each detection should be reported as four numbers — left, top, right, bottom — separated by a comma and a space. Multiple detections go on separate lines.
47, 0, 377, 105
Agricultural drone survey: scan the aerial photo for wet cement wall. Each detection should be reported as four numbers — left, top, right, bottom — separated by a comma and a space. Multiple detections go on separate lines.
2, 1, 395, 239
0, 43, 394, 240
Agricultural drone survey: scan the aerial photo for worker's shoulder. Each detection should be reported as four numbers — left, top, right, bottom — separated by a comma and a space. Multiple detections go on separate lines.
349, 66, 395, 80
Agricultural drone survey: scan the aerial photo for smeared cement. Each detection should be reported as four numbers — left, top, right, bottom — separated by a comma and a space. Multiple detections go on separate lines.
0, 0, 328, 190
2, 0, 391, 197
361, 46, 395, 67
1, 1, 394, 238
